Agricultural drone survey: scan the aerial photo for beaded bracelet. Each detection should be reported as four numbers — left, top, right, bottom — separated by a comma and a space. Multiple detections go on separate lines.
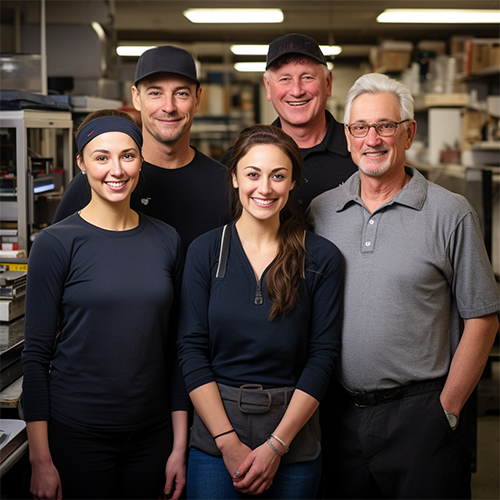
270, 433, 289, 453
213, 429, 235, 440
267, 437, 284, 457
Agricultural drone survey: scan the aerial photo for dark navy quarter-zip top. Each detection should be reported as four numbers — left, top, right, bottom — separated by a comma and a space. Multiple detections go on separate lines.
177, 224, 343, 403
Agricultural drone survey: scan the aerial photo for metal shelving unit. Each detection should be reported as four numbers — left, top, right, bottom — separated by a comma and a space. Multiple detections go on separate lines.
0, 109, 73, 253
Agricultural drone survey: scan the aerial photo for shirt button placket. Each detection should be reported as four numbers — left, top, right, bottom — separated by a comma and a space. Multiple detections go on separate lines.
362, 216, 377, 253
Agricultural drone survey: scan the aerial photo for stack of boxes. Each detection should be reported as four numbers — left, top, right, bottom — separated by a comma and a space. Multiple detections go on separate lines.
462, 38, 500, 75
372, 37, 499, 83
370, 40, 414, 73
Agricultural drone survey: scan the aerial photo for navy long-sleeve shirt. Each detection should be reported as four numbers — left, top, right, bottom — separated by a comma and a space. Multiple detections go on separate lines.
22, 213, 190, 431
177, 225, 342, 402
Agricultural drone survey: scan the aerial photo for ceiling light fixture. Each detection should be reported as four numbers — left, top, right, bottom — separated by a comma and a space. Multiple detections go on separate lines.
184, 9, 284, 24
321, 46, 342, 56
231, 44, 342, 56
377, 9, 500, 24
234, 62, 267, 73
116, 46, 155, 57
230, 45, 269, 55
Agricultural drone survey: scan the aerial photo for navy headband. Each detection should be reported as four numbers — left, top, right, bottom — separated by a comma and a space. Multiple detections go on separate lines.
76, 116, 143, 154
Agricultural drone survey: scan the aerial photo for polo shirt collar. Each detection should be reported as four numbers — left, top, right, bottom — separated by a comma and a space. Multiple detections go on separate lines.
271, 110, 350, 157
335, 166, 428, 212
323, 110, 350, 157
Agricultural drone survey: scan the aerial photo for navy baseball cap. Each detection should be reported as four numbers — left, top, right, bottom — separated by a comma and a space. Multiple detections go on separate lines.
134, 45, 199, 86
266, 34, 327, 69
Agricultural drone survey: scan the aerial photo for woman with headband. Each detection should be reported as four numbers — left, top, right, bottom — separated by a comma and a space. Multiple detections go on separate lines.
22, 110, 189, 500
177, 124, 342, 499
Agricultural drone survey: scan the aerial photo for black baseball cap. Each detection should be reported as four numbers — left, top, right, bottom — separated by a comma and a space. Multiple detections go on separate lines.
134, 45, 199, 86
266, 34, 327, 69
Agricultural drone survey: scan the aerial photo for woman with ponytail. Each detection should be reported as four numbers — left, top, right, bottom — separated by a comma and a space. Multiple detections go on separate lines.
177, 124, 342, 499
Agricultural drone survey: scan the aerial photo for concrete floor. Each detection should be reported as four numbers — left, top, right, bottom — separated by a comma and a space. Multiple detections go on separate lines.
472, 359, 500, 500
472, 415, 500, 500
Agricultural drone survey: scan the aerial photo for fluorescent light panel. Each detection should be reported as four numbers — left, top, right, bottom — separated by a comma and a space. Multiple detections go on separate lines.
230, 45, 269, 55
231, 44, 342, 56
184, 9, 283, 23
234, 62, 267, 72
377, 9, 500, 24
34, 182, 55, 194
321, 46, 342, 56
117, 46, 155, 56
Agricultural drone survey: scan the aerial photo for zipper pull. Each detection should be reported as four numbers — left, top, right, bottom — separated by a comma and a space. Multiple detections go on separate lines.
255, 280, 263, 305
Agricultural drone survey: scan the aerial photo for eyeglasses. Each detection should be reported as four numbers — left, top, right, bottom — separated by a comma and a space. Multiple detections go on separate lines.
347, 119, 409, 138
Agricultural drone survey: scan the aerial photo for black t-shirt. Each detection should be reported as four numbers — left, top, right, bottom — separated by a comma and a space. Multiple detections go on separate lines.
53, 149, 231, 251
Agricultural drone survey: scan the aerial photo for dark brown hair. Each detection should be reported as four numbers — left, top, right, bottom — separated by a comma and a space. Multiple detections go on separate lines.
226, 124, 306, 320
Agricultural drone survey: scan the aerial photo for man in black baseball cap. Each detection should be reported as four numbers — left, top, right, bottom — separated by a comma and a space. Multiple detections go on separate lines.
55, 44, 229, 250
134, 45, 200, 88
263, 33, 357, 211
131, 45, 202, 152
266, 33, 327, 69
220, 33, 356, 212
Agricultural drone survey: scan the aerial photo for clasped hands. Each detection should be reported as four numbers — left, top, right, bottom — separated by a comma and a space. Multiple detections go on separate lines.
219, 438, 282, 495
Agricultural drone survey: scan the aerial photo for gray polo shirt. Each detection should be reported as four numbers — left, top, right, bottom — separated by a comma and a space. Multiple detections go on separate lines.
308, 167, 500, 392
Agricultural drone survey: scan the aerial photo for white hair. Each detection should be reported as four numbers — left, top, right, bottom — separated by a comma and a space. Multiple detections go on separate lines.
344, 73, 414, 125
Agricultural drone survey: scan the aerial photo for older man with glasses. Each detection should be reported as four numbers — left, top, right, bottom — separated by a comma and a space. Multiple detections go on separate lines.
307, 73, 499, 499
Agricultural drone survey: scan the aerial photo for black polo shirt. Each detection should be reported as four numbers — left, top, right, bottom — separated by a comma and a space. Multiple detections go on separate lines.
272, 111, 358, 210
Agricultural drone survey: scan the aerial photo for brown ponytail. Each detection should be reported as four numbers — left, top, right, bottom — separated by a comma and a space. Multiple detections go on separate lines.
226, 124, 306, 320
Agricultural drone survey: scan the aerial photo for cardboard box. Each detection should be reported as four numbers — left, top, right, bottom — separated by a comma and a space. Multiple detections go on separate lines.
489, 46, 500, 68
197, 83, 230, 116
465, 39, 500, 74
417, 40, 446, 54
470, 44, 490, 73
417, 93, 468, 108
461, 110, 482, 151
379, 51, 411, 72
449, 36, 470, 55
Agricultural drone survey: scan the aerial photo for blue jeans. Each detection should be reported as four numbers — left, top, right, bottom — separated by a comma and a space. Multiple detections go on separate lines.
187, 447, 321, 499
